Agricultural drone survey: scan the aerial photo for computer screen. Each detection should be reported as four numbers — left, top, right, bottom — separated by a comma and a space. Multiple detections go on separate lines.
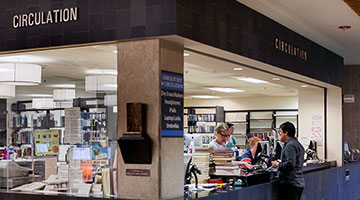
184, 134, 203, 147
258, 141, 271, 157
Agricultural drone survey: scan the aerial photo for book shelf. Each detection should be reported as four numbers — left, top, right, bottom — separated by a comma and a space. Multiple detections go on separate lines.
184, 106, 224, 146
225, 109, 298, 148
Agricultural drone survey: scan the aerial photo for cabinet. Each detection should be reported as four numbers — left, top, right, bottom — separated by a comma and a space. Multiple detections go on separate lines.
184, 106, 224, 146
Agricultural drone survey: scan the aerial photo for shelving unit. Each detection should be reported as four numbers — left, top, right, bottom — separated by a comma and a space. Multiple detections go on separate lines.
225, 109, 298, 148
184, 106, 224, 146
10, 101, 65, 147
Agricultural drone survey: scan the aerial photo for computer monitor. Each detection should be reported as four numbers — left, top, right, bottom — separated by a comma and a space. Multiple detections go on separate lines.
184, 153, 192, 184
184, 134, 203, 148
258, 141, 271, 157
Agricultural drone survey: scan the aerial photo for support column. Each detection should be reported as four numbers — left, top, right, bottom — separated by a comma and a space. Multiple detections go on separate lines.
117, 39, 184, 199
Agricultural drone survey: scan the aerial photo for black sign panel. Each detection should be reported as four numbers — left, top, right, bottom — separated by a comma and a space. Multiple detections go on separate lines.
161, 71, 184, 137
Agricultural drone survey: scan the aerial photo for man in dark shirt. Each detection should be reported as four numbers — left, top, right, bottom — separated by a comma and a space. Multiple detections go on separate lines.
272, 122, 305, 200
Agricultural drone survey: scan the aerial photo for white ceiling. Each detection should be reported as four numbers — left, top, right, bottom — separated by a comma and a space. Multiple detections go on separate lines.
0, 43, 315, 100
0, 44, 118, 99
238, 0, 360, 65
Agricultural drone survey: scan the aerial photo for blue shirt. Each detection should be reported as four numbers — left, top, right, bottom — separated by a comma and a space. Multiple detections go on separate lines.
239, 148, 256, 165
226, 136, 237, 148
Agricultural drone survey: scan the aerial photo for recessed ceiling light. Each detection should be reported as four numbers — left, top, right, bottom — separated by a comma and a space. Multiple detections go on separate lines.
300, 84, 308, 88
272, 77, 281, 81
47, 84, 76, 88
208, 87, 245, 93
86, 69, 118, 75
183, 53, 190, 57
24, 94, 53, 97
237, 77, 268, 84
233, 67, 243, 71
103, 84, 118, 88
191, 95, 220, 99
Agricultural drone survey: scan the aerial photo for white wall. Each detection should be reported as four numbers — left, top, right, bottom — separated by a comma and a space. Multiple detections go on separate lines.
298, 88, 325, 160
185, 96, 298, 110
327, 87, 343, 166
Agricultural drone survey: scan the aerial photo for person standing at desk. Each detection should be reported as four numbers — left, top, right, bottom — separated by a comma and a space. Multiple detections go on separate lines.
208, 123, 229, 149
239, 137, 261, 165
226, 122, 237, 148
272, 122, 305, 200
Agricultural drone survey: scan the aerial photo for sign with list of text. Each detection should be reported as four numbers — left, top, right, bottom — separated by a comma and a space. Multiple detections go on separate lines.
161, 71, 184, 137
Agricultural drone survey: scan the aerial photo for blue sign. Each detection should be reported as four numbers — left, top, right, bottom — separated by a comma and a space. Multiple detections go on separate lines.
161, 71, 184, 137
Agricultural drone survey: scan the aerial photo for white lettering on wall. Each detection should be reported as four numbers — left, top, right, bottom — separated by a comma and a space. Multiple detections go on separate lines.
12, 7, 78, 29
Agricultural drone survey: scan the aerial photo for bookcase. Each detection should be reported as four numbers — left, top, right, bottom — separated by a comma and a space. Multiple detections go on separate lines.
184, 106, 224, 146
224, 109, 298, 148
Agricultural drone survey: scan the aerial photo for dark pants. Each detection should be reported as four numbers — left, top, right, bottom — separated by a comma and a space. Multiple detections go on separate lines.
279, 183, 304, 200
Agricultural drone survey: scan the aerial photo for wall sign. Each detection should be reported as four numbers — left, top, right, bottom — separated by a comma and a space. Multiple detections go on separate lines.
344, 94, 355, 103
13, 7, 78, 28
126, 169, 150, 177
275, 38, 307, 61
161, 71, 184, 137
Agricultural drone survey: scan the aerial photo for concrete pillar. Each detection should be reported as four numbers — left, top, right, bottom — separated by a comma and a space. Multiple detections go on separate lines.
116, 39, 184, 199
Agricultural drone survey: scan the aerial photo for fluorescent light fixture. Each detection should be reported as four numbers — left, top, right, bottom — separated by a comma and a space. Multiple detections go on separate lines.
85, 75, 117, 92
105, 95, 117, 106
237, 77, 268, 84
183, 53, 190, 56
24, 94, 53, 97
208, 87, 244, 93
85, 69, 118, 75
0, 63, 41, 85
103, 84, 117, 88
191, 95, 220, 99
48, 84, 76, 88
272, 77, 281, 81
0, 85, 15, 98
32, 98, 55, 109
232, 67, 243, 71
300, 84, 308, 88
53, 89, 76, 102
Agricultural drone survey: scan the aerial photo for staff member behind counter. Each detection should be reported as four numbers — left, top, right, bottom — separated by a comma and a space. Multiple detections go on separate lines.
239, 137, 261, 165
209, 123, 253, 170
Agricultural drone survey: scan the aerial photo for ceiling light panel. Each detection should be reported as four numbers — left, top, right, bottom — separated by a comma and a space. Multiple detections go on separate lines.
237, 77, 268, 84
208, 87, 245, 93
191, 95, 220, 99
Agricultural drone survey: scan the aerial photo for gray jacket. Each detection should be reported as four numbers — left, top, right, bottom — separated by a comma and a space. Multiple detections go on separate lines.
278, 137, 305, 188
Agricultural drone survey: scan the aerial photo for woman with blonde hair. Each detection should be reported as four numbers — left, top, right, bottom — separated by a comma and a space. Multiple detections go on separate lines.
209, 123, 253, 170
208, 123, 230, 149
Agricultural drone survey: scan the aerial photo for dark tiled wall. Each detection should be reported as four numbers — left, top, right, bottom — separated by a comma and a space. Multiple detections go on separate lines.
344, 65, 360, 158
176, 0, 344, 87
0, 0, 176, 51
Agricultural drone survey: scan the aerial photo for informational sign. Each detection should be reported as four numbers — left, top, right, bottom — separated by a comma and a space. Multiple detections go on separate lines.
126, 169, 150, 177
311, 114, 323, 145
34, 129, 60, 156
91, 140, 109, 166
161, 71, 184, 137
344, 94, 355, 103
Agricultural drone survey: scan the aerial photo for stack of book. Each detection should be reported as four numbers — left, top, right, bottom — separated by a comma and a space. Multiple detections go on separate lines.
191, 147, 211, 183
211, 149, 239, 176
